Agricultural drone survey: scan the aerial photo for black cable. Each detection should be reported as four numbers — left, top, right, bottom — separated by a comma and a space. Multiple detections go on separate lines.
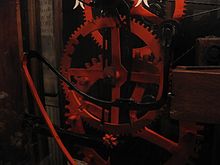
26, 51, 164, 110
26, 51, 112, 107
122, 0, 130, 10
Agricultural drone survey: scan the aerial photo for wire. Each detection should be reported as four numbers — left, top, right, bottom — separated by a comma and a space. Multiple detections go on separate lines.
173, 46, 194, 65
26, 51, 163, 110
184, 1, 220, 6
122, 0, 130, 10
168, 0, 220, 6
182, 7, 220, 20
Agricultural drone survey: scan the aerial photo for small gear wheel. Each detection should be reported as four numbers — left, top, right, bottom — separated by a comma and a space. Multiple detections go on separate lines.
60, 16, 164, 135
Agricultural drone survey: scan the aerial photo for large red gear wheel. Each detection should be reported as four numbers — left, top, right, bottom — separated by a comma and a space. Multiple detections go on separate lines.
60, 16, 203, 165
60, 17, 164, 135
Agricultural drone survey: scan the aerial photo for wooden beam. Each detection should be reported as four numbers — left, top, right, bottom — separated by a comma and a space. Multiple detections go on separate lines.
171, 67, 220, 124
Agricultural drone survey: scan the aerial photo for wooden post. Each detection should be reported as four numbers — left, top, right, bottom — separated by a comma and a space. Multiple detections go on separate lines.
26, 0, 50, 163
0, 0, 26, 164
39, 0, 64, 164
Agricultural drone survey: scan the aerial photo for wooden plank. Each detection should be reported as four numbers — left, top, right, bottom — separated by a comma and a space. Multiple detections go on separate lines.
171, 68, 220, 124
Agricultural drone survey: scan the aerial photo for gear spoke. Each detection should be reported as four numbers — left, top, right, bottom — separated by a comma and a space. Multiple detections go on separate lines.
130, 85, 145, 122
111, 87, 120, 124
110, 27, 127, 124
131, 85, 145, 102
136, 127, 179, 153
111, 27, 128, 85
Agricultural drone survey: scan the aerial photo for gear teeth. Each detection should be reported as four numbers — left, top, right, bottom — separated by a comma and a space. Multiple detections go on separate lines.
76, 27, 81, 33
183, 0, 187, 16
71, 33, 76, 39
143, 24, 151, 29
65, 105, 72, 111
131, 18, 135, 22
151, 30, 158, 36
132, 18, 138, 23
146, 26, 151, 32
91, 34, 103, 48
173, 0, 187, 20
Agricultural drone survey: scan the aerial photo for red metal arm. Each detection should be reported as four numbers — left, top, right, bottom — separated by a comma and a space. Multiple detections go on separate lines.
22, 56, 77, 165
